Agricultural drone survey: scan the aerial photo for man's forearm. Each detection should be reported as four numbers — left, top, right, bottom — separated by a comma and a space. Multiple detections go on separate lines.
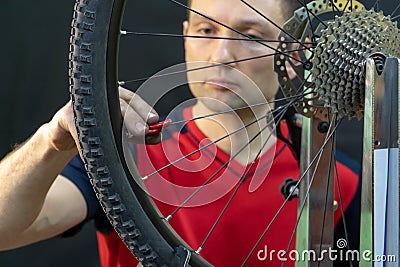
0, 123, 77, 235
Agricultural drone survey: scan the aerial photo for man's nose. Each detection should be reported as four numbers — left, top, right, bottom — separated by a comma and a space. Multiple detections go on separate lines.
209, 38, 236, 64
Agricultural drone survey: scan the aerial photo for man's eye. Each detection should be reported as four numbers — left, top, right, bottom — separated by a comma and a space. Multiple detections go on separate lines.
246, 34, 261, 39
199, 28, 214, 35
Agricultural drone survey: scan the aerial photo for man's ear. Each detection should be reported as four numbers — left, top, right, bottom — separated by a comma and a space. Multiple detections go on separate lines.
183, 20, 189, 36
182, 20, 189, 49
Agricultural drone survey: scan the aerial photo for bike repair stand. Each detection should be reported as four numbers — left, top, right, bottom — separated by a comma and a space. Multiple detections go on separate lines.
295, 112, 335, 265
360, 55, 400, 267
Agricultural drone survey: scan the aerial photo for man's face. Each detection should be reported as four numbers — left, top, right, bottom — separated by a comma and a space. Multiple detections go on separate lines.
183, 0, 287, 111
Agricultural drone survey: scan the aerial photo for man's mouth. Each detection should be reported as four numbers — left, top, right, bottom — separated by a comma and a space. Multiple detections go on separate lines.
204, 78, 239, 90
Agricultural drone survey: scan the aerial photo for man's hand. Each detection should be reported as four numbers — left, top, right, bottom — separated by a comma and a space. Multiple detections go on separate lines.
46, 101, 78, 152
46, 86, 161, 153
0, 87, 163, 250
119, 87, 161, 144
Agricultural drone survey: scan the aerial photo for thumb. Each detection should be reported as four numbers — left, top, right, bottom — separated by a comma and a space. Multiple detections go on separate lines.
47, 101, 78, 152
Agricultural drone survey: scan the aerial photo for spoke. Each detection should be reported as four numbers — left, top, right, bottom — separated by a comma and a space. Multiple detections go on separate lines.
333, 149, 353, 267
373, 0, 380, 11
278, 70, 314, 101
144, 82, 313, 182
329, 0, 342, 13
303, 0, 318, 35
342, 0, 352, 13
277, 33, 316, 85
165, 101, 293, 222
142, 105, 289, 180
120, 31, 310, 44
317, 115, 336, 266
169, 91, 314, 126
281, 118, 336, 267
294, 0, 328, 28
392, 14, 400, 21
242, 120, 342, 266
196, 103, 290, 254
165, 0, 305, 64
119, 48, 307, 85
240, 0, 312, 53
391, 2, 400, 17
119, 0, 363, 263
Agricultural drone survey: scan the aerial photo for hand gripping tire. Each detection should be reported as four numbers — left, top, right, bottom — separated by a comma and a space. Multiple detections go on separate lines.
68, 0, 210, 266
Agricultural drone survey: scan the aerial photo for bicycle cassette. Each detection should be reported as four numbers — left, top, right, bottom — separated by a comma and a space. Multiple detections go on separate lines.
274, 0, 400, 120
312, 9, 400, 119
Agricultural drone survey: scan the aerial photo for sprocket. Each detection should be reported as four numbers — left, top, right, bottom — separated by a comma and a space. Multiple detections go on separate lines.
311, 9, 400, 119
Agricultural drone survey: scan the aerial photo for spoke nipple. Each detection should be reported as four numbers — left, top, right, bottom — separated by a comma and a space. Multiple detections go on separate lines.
279, 178, 299, 201
311, 35, 320, 46
317, 121, 329, 133
333, 200, 338, 211
195, 247, 202, 254
118, 81, 125, 86
120, 30, 127, 35
142, 175, 148, 180
374, 140, 381, 147
165, 215, 172, 221
303, 60, 313, 71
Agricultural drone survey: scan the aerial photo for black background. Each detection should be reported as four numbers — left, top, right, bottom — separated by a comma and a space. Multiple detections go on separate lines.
0, 0, 397, 266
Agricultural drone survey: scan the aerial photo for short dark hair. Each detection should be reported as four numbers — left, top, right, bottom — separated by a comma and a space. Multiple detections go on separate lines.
187, 0, 302, 21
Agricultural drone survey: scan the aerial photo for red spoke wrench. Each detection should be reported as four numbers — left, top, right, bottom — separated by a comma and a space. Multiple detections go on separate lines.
146, 119, 172, 136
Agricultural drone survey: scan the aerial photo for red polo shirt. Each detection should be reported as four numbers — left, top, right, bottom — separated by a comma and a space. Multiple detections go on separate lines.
95, 107, 359, 267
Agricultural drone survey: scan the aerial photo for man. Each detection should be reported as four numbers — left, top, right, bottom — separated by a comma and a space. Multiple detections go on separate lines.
0, 0, 360, 266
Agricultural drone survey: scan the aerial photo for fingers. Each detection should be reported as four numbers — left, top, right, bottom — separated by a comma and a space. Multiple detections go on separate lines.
145, 133, 162, 145
120, 98, 148, 137
47, 101, 78, 152
119, 87, 164, 144
119, 87, 159, 124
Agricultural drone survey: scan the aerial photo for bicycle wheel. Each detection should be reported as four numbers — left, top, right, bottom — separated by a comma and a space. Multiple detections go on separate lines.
69, 0, 400, 266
